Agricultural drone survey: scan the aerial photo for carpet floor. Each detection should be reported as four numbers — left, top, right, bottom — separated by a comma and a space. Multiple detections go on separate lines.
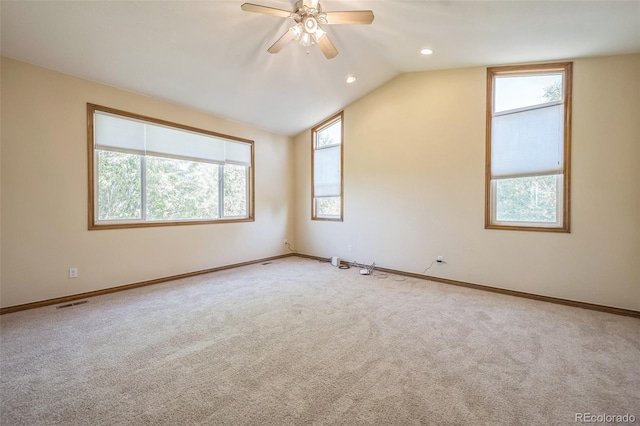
1, 257, 638, 425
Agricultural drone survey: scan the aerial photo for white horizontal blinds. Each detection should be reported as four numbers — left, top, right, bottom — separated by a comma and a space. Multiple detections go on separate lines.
491, 104, 564, 179
491, 71, 564, 180
314, 117, 342, 198
94, 111, 251, 165
224, 141, 252, 166
314, 145, 341, 197
145, 125, 225, 164
94, 112, 146, 154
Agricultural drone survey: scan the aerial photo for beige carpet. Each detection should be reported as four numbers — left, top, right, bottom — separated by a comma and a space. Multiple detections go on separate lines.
1, 257, 638, 425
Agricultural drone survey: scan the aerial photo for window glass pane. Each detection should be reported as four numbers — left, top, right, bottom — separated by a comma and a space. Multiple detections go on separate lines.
316, 119, 341, 148
312, 112, 343, 221
97, 150, 142, 220
486, 63, 570, 231
495, 74, 563, 113
91, 105, 254, 227
223, 164, 248, 217
495, 175, 558, 223
146, 156, 219, 221
316, 197, 341, 217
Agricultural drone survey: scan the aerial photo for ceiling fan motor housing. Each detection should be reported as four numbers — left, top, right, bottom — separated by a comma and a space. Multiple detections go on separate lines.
293, 1, 328, 26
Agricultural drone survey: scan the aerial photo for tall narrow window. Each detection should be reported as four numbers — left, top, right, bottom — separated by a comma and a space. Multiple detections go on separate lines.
486, 62, 572, 232
88, 104, 254, 229
312, 112, 343, 221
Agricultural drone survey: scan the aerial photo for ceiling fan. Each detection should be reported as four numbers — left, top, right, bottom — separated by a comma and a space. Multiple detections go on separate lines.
241, 0, 374, 59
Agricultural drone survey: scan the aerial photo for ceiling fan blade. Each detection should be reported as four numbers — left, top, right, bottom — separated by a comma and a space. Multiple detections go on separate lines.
313, 30, 338, 59
267, 27, 297, 54
324, 10, 374, 25
241, 3, 292, 18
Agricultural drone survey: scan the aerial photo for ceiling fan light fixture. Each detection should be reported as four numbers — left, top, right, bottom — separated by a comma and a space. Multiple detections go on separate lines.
420, 48, 434, 55
292, 23, 303, 39
300, 32, 313, 47
346, 75, 357, 84
304, 16, 318, 33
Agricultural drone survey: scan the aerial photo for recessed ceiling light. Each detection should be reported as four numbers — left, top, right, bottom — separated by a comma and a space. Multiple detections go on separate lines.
346, 75, 357, 84
420, 48, 434, 55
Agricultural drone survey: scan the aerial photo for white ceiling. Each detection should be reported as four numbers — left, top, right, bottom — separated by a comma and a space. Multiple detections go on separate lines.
2, 1, 639, 136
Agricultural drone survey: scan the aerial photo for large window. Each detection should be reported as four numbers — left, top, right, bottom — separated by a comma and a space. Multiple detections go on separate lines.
486, 62, 572, 232
88, 104, 254, 229
312, 112, 343, 221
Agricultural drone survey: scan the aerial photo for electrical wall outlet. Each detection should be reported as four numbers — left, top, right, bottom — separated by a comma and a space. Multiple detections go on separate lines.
437, 256, 444, 263
284, 239, 288, 245
348, 245, 352, 252
69, 268, 78, 279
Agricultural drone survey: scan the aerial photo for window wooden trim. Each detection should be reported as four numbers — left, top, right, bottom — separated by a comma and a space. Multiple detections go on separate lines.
311, 111, 344, 222
485, 62, 572, 233
87, 103, 255, 230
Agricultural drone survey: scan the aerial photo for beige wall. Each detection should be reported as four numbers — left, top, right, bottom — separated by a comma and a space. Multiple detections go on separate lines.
294, 54, 640, 311
1, 58, 295, 308
2, 54, 639, 312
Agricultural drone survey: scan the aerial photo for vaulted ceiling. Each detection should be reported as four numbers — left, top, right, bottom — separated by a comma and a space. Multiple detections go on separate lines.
2, 1, 639, 136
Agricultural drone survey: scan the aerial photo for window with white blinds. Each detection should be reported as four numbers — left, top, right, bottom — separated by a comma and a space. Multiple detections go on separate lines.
88, 104, 254, 229
486, 63, 572, 232
312, 112, 343, 220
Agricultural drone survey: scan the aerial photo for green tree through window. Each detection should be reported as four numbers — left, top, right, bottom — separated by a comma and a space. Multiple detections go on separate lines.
97, 151, 141, 220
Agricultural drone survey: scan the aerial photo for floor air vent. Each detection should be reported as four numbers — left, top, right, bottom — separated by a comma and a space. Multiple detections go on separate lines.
56, 300, 89, 309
